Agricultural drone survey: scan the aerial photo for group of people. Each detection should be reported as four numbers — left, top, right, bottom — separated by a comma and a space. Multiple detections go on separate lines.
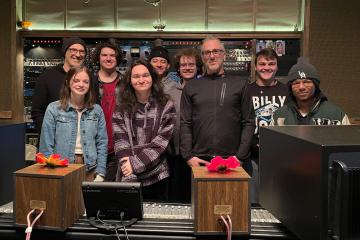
31, 37, 350, 202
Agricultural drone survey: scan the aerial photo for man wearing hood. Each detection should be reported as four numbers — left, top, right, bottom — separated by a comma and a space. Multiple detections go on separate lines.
273, 57, 350, 125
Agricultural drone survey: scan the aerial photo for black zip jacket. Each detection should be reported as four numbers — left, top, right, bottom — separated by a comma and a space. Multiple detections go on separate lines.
31, 64, 66, 134
180, 73, 255, 162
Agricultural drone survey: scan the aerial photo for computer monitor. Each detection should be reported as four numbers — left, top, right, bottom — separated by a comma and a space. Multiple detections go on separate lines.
82, 181, 143, 222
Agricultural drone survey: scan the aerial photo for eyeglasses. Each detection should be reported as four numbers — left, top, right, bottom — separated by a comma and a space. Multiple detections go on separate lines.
291, 79, 314, 87
68, 48, 86, 55
180, 63, 196, 68
201, 49, 225, 57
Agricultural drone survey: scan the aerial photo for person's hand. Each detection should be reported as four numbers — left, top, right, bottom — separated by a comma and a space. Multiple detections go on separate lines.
187, 157, 209, 167
120, 157, 133, 177
93, 174, 104, 182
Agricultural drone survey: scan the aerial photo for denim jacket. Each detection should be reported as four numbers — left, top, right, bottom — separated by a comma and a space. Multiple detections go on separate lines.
39, 101, 108, 176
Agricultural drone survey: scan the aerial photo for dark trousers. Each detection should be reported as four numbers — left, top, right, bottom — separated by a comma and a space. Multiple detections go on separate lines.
167, 155, 191, 203
142, 178, 169, 202
248, 156, 260, 205
104, 152, 117, 182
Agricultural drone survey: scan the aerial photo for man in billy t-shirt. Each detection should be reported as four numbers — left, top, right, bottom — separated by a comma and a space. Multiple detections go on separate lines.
246, 48, 289, 204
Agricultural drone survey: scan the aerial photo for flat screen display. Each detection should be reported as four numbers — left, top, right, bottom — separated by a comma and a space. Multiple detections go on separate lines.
82, 181, 143, 221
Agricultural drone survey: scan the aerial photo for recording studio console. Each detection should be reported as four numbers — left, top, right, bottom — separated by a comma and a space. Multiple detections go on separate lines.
1, 202, 280, 223
0, 201, 296, 239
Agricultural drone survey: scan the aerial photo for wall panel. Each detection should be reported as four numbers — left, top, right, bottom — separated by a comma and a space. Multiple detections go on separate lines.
25, 0, 65, 30
309, 0, 360, 117
256, 0, 301, 31
67, 0, 115, 30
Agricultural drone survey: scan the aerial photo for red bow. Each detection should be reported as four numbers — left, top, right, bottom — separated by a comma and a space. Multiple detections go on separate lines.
36, 153, 69, 168
207, 156, 240, 173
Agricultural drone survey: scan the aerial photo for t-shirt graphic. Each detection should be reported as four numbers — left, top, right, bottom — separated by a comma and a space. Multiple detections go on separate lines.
254, 102, 280, 134
247, 82, 289, 135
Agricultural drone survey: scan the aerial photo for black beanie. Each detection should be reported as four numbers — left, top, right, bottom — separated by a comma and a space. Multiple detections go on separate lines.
62, 37, 87, 56
149, 46, 170, 63
287, 57, 320, 85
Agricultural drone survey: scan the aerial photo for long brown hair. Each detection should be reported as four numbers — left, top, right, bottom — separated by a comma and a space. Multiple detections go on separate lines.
118, 60, 169, 114
59, 66, 96, 110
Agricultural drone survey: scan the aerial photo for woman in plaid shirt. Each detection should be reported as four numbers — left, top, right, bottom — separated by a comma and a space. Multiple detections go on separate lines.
113, 60, 176, 201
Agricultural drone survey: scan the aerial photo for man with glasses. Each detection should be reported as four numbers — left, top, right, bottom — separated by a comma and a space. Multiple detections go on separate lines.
31, 37, 87, 134
273, 57, 350, 125
180, 37, 255, 173
167, 48, 202, 202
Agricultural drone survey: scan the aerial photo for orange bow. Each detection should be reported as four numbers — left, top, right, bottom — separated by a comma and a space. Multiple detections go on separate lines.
36, 153, 69, 168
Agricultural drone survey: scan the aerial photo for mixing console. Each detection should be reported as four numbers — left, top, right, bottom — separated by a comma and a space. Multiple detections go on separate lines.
1, 202, 279, 223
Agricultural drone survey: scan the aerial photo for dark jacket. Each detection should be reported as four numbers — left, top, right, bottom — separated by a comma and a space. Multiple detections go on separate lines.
180, 73, 255, 162
273, 93, 350, 125
31, 64, 66, 134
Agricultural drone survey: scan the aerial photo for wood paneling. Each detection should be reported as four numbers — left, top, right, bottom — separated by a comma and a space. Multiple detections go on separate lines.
14, 164, 85, 231
192, 167, 250, 235
308, 0, 360, 118
0, 0, 23, 124
0, 0, 13, 118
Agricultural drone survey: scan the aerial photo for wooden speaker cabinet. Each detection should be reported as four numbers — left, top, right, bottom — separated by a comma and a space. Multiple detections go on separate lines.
192, 166, 250, 236
14, 163, 85, 231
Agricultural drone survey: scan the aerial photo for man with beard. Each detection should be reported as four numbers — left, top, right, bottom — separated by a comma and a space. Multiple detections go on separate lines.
167, 48, 202, 202
31, 37, 87, 135
180, 37, 255, 173
273, 58, 350, 125
148, 46, 176, 93
246, 48, 289, 203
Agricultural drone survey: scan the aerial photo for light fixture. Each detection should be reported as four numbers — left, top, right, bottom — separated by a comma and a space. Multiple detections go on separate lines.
151, 0, 166, 31
153, 19, 166, 31
144, 0, 161, 7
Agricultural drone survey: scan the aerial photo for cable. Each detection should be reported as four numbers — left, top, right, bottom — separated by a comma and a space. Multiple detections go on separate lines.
120, 212, 130, 240
25, 209, 44, 240
227, 215, 232, 240
96, 210, 107, 225
220, 215, 230, 240
114, 225, 122, 240
95, 210, 130, 240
